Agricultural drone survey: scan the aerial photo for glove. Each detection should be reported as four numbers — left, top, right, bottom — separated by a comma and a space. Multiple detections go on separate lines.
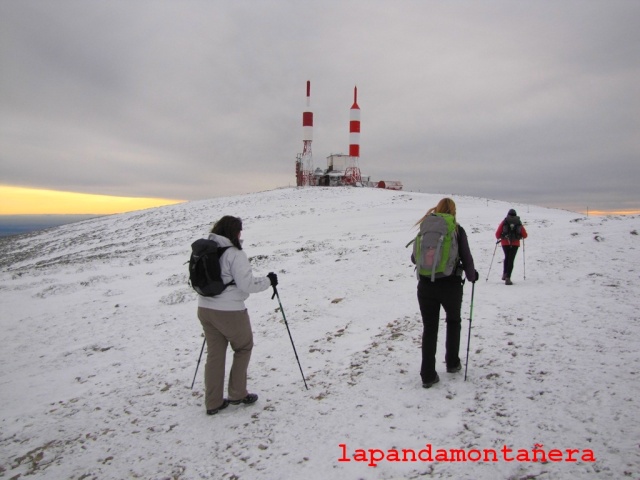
267, 272, 278, 287
472, 270, 479, 283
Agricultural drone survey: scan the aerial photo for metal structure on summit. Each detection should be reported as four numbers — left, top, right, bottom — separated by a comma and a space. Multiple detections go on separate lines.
343, 86, 362, 186
295, 81, 402, 190
295, 81, 314, 187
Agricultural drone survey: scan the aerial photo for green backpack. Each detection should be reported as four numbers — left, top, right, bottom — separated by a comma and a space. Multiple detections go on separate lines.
407, 213, 459, 281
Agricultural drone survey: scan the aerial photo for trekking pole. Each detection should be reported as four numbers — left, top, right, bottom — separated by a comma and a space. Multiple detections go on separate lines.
522, 239, 526, 281
485, 240, 500, 281
464, 282, 475, 381
272, 286, 309, 390
190, 337, 206, 390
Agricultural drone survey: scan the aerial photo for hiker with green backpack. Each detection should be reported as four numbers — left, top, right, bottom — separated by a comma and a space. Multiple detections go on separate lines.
408, 198, 478, 389
495, 209, 528, 285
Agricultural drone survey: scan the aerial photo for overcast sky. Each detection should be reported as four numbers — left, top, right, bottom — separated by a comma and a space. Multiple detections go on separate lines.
1, 0, 639, 212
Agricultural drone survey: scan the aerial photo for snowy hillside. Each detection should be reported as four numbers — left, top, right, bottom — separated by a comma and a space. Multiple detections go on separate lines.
1, 187, 638, 480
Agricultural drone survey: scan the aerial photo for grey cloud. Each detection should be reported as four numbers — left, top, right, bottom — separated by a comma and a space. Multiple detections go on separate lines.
1, 0, 638, 211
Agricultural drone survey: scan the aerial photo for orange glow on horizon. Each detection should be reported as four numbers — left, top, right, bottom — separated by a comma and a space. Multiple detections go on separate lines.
585, 209, 640, 216
0, 186, 184, 215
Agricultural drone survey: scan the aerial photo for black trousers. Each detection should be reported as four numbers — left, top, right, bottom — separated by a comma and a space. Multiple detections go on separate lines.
502, 245, 519, 278
417, 277, 463, 382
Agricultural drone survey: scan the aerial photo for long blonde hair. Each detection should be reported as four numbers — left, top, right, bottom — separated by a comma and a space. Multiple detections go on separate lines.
415, 197, 457, 227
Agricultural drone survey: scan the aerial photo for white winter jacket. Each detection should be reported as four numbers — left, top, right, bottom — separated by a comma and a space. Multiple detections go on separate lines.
197, 233, 271, 311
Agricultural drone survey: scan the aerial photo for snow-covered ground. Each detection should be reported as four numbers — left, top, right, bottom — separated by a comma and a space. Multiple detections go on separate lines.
1, 187, 638, 480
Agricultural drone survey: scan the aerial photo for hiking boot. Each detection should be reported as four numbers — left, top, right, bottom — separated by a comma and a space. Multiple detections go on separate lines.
229, 393, 258, 405
422, 374, 440, 389
206, 399, 229, 415
447, 361, 462, 373
505, 278, 513, 285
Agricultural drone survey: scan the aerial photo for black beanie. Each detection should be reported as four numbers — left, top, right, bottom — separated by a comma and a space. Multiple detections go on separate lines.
508, 209, 517, 216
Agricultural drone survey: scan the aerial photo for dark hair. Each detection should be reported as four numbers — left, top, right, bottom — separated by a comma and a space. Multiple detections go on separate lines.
211, 216, 243, 250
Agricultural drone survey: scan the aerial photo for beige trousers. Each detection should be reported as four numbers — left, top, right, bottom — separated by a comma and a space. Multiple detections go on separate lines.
197, 307, 254, 410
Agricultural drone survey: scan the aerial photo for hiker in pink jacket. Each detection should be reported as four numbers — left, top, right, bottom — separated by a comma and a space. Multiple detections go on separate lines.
495, 209, 528, 285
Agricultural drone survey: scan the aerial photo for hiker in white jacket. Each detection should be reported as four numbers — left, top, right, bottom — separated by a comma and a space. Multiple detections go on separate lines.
197, 216, 277, 415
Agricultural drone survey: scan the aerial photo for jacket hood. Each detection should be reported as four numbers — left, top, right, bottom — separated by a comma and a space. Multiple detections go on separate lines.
207, 233, 234, 247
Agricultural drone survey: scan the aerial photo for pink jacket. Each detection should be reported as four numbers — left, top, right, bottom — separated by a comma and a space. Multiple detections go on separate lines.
495, 221, 528, 247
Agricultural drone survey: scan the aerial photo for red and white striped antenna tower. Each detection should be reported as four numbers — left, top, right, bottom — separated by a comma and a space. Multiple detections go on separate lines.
349, 86, 360, 158
296, 80, 314, 186
345, 85, 362, 185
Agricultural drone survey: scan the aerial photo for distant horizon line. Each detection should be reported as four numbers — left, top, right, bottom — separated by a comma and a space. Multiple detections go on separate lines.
1, 206, 638, 219
0, 185, 637, 217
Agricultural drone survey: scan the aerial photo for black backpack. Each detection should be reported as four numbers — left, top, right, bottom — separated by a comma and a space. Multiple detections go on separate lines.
501, 215, 523, 241
188, 239, 235, 297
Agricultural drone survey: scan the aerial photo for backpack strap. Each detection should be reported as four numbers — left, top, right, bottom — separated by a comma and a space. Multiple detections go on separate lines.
216, 246, 236, 287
